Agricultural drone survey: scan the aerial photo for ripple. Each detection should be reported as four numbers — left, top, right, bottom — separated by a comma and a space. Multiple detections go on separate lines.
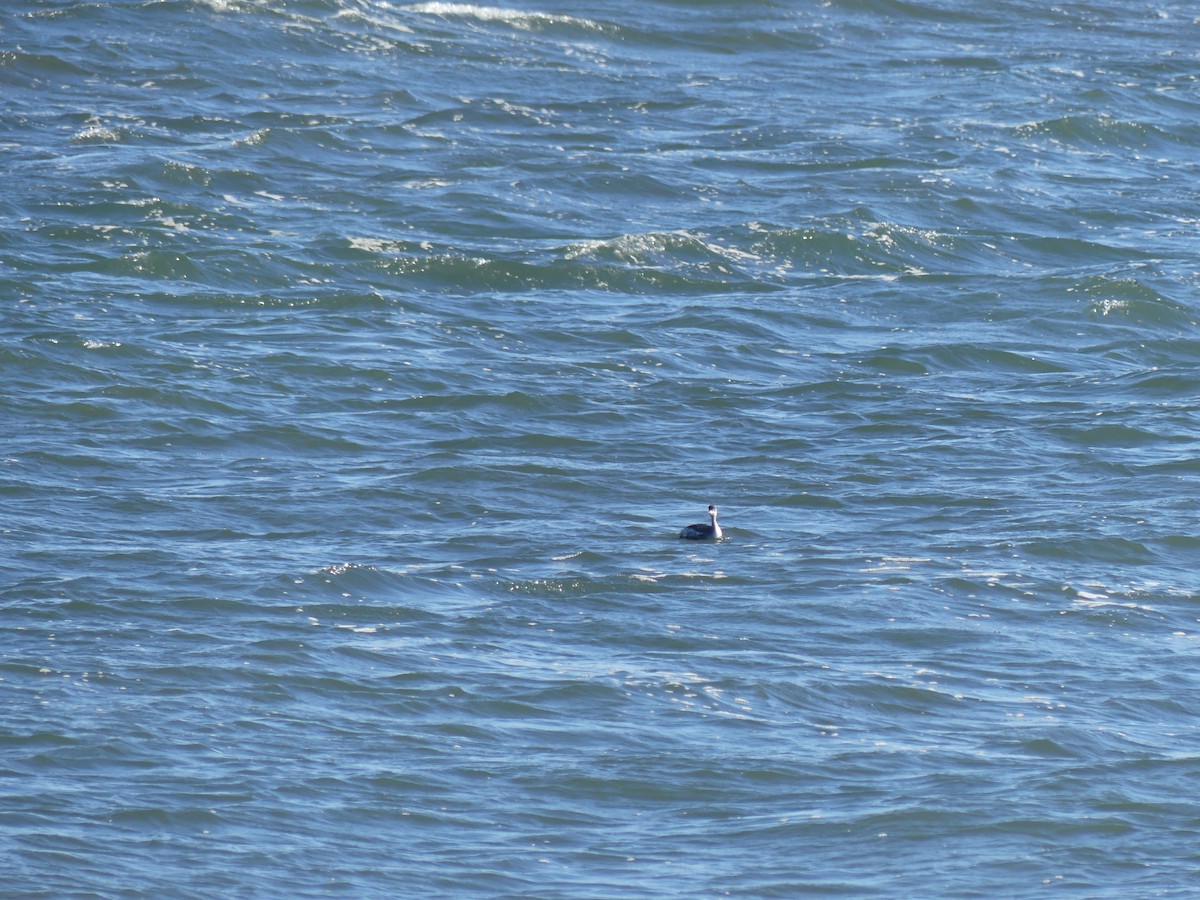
9, 0, 1200, 896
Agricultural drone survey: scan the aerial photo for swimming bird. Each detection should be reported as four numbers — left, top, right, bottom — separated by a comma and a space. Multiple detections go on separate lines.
679, 505, 722, 540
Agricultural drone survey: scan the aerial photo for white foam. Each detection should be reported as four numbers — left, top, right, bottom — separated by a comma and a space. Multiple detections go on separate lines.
402, 2, 601, 31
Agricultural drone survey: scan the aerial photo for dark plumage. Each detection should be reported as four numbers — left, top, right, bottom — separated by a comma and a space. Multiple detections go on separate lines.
679, 505, 722, 540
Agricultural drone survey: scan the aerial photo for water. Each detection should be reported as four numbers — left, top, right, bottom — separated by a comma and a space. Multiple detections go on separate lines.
5, 0, 1200, 895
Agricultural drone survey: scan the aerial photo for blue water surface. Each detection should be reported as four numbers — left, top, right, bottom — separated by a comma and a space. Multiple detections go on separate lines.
5, 0, 1200, 896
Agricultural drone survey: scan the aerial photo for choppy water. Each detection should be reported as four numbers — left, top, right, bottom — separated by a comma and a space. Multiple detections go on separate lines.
6, 0, 1200, 895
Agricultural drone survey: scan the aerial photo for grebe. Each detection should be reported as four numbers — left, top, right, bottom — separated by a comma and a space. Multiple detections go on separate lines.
679, 505, 722, 540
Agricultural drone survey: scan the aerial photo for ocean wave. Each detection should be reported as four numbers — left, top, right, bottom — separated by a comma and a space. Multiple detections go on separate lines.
335, 218, 1056, 294
1010, 114, 1187, 151
1072, 275, 1197, 327
400, 2, 612, 35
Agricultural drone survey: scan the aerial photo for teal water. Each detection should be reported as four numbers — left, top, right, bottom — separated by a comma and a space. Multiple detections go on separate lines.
5, 1, 1200, 896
